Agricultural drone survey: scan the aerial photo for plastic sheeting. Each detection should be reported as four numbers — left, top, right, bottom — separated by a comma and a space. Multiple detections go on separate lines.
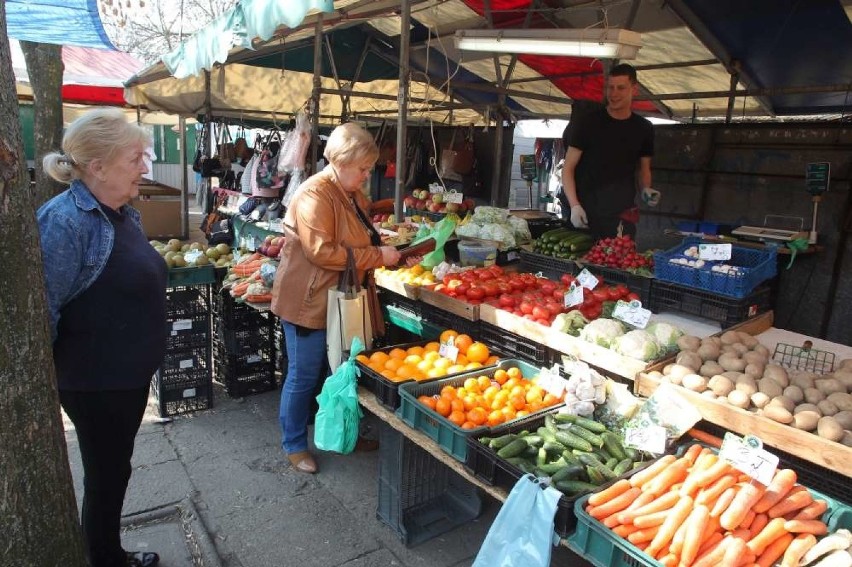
7, 0, 115, 50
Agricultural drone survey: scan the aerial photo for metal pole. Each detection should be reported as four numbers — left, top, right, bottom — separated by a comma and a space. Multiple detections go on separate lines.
310, 15, 324, 174
203, 70, 212, 218
179, 116, 188, 239
725, 66, 739, 124
394, 0, 410, 221
491, 113, 502, 206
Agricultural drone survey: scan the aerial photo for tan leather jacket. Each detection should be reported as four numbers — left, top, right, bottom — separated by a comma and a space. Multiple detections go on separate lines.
270, 167, 383, 329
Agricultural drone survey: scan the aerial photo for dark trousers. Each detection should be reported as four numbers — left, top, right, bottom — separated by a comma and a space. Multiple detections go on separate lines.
60, 386, 150, 567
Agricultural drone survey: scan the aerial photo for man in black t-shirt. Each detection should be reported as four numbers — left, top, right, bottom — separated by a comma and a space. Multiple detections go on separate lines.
560, 64, 658, 239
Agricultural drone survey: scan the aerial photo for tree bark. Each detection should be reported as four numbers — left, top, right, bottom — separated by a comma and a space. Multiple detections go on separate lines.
20, 39, 64, 205
0, 2, 87, 565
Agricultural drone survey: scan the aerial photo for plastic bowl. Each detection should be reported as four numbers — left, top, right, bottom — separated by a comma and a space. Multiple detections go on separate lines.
458, 241, 497, 267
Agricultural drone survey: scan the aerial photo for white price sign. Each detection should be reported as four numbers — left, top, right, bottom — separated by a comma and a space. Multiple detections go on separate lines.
439, 337, 459, 363
443, 191, 464, 204
719, 433, 778, 486
699, 243, 732, 261
172, 319, 193, 331
612, 300, 652, 329
564, 284, 584, 308
179, 358, 194, 369
623, 425, 667, 455
246, 353, 262, 364
576, 268, 599, 290
536, 365, 569, 398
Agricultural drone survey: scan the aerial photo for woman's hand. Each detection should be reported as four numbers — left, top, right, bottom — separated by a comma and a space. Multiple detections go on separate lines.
380, 245, 401, 267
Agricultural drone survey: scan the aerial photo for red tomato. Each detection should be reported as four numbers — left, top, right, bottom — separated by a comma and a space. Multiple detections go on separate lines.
560, 273, 576, 286
592, 289, 610, 303
498, 294, 516, 308
488, 265, 504, 276
581, 303, 602, 320
519, 301, 533, 315
546, 303, 563, 317
626, 292, 641, 302
482, 282, 500, 297
496, 281, 512, 294
536, 318, 550, 326
532, 305, 550, 320
466, 287, 485, 300
509, 278, 525, 291
539, 280, 557, 294
455, 283, 469, 295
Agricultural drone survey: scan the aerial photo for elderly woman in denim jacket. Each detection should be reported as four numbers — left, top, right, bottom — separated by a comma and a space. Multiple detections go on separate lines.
38, 108, 165, 567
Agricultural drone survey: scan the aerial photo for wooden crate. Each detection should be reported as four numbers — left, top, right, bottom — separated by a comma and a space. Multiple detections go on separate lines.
418, 287, 479, 321
374, 270, 421, 300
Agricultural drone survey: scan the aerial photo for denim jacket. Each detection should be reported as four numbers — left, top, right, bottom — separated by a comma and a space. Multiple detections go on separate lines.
38, 180, 143, 342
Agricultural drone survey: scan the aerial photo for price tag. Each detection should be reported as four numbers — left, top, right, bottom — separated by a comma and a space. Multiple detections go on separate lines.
623, 424, 667, 455
576, 268, 599, 290
536, 365, 568, 398
429, 184, 444, 194
719, 433, 778, 486
699, 243, 732, 261
439, 337, 459, 363
564, 283, 584, 308
246, 353, 262, 364
506, 250, 520, 262
443, 191, 464, 204
612, 300, 652, 329
182, 388, 197, 398
172, 319, 193, 331
184, 249, 203, 263
179, 358, 194, 369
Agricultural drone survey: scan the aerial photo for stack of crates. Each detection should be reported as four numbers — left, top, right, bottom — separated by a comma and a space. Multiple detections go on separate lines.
153, 275, 214, 417
212, 287, 277, 397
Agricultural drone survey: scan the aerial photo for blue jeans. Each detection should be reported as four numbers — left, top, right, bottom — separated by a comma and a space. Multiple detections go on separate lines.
279, 321, 327, 454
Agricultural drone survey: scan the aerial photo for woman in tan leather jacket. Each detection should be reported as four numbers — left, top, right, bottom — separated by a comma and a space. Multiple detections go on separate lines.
270, 122, 401, 474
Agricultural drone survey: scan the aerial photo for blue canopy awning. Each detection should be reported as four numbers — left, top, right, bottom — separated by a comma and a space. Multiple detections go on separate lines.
7, 0, 115, 50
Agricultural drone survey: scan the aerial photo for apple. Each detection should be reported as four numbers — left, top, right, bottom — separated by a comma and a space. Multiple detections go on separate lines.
267, 245, 281, 257
403, 196, 416, 208
432, 193, 444, 204
445, 202, 459, 213
427, 202, 442, 212
463, 198, 476, 211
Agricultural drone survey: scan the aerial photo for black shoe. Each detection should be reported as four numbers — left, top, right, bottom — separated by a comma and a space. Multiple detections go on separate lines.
127, 551, 160, 567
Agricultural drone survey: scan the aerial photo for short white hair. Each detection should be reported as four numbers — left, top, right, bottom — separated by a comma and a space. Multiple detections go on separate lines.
324, 122, 379, 167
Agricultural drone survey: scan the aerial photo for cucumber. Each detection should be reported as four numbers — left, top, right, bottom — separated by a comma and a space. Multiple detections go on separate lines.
544, 414, 558, 434
553, 430, 593, 452
586, 465, 606, 484
561, 450, 581, 466
536, 460, 568, 475
496, 438, 528, 459
542, 440, 567, 454
521, 434, 544, 448
536, 447, 548, 468
479, 436, 492, 446
552, 413, 608, 433
551, 464, 584, 483
577, 452, 605, 468
613, 458, 633, 476
601, 432, 628, 461
583, 458, 617, 481
605, 457, 619, 470
523, 445, 539, 459
554, 480, 599, 495
489, 434, 518, 451
536, 427, 557, 443
562, 424, 604, 448
624, 447, 641, 461
505, 456, 527, 467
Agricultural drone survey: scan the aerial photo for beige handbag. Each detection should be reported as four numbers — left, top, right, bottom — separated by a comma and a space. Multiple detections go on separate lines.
326, 249, 373, 372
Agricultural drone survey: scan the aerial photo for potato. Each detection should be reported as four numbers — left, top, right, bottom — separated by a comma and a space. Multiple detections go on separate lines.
791, 373, 816, 390
722, 371, 744, 381
727, 390, 751, 408
763, 365, 789, 388
721, 345, 738, 355
676, 351, 703, 373
768, 395, 796, 413
699, 361, 724, 378
804, 387, 825, 405
701, 390, 718, 400
682, 374, 708, 392
792, 410, 820, 431
817, 416, 844, 442
735, 375, 758, 396
720, 331, 740, 345
662, 364, 675, 376
815, 378, 845, 396
647, 370, 664, 380
703, 336, 723, 348
758, 378, 784, 399
764, 405, 794, 424
668, 364, 694, 384
783, 386, 804, 404
793, 403, 821, 415
736, 332, 759, 349
697, 343, 721, 362
731, 343, 751, 356
826, 392, 852, 411
831, 370, 852, 393
743, 351, 768, 366
842, 431, 852, 448
750, 392, 771, 409
833, 410, 852, 430
753, 344, 770, 358
709, 375, 735, 397
817, 400, 838, 416
838, 358, 852, 371
745, 363, 766, 378
719, 353, 747, 373
677, 335, 701, 352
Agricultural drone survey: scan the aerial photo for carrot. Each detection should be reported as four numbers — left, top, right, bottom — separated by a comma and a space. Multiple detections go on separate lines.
680, 504, 711, 566
792, 499, 828, 521
659, 553, 678, 567
692, 452, 719, 473
756, 532, 794, 567
720, 535, 748, 567
735, 551, 757, 567
645, 458, 691, 497
721, 482, 766, 531
682, 459, 733, 497
693, 536, 728, 567
783, 519, 827, 535
696, 473, 738, 506
621, 491, 680, 524
683, 443, 704, 465
615, 491, 657, 524
668, 519, 689, 556
741, 509, 757, 529
245, 293, 272, 303
630, 455, 678, 488
749, 513, 770, 540
710, 486, 738, 518
613, 524, 640, 538
590, 487, 642, 520
603, 515, 621, 528
633, 509, 670, 529
589, 479, 631, 507
746, 517, 788, 555
780, 533, 817, 567
627, 526, 660, 545
688, 428, 723, 448
645, 495, 694, 558
767, 486, 813, 518
697, 531, 724, 557
753, 469, 798, 513
701, 514, 721, 545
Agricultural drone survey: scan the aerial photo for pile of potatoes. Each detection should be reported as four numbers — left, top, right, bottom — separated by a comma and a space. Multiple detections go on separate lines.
646, 330, 852, 447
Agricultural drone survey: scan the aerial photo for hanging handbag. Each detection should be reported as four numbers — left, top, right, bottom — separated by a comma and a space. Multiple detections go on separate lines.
241, 133, 262, 195
439, 129, 462, 181
326, 249, 373, 372
191, 127, 204, 173
254, 129, 287, 197
217, 122, 235, 169
452, 124, 475, 175
233, 125, 253, 164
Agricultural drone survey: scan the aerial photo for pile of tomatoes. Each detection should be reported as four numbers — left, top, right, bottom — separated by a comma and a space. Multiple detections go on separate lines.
583, 235, 654, 272
433, 265, 543, 303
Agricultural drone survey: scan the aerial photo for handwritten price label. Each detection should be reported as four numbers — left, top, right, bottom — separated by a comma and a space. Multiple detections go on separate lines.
443, 191, 464, 204
536, 366, 569, 398
576, 268, 599, 290
719, 433, 778, 486
624, 425, 667, 455
699, 243, 732, 261
564, 284, 584, 308
612, 300, 652, 329
439, 337, 459, 363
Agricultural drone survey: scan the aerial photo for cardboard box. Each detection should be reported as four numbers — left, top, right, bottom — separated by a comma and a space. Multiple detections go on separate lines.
133, 197, 182, 239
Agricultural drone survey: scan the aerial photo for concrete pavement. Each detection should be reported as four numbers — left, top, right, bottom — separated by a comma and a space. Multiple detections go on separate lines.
64, 384, 588, 566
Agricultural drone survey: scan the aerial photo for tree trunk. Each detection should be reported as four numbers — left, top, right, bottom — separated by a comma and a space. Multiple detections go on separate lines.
0, 2, 87, 565
20, 39, 64, 205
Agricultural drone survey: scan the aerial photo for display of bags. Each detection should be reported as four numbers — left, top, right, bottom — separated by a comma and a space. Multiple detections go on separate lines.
217, 123, 235, 169
326, 249, 373, 372
233, 125, 253, 164
313, 336, 364, 455
254, 130, 287, 197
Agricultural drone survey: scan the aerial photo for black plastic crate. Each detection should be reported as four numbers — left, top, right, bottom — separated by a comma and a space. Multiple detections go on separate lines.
166, 286, 210, 318
166, 313, 211, 351
420, 304, 480, 337
519, 249, 577, 281
157, 346, 211, 390
648, 280, 771, 326
215, 320, 275, 356
378, 288, 423, 318
213, 288, 264, 331
579, 263, 654, 305
479, 321, 554, 366
215, 361, 277, 397
356, 340, 440, 410
152, 374, 212, 417
376, 423, 482, 546
214, 341, 275, 377
526, 217, 566, 240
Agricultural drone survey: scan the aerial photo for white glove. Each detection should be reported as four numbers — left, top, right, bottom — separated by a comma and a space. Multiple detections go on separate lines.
570, 204, 588, 228
642, 187, 661, 207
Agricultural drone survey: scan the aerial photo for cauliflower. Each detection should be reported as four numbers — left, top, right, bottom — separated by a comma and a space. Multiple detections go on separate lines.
455, 223, 481, 238
479, 223, 516, 249
507, 215, 532, 241
646, 322, 684, 352
613, 330, 662, 361
550, 310, 588, 336
579, 319, 626, 348
471, 206, 510, 224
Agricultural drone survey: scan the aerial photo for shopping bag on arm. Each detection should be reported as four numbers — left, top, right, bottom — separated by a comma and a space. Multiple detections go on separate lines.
471, 474, 561, 567
326, 249, 373, 372
313, 337, 364, 454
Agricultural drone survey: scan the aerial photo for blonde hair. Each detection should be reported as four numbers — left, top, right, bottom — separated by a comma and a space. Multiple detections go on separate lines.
323, 122, 379, 167
43, 108, 152, 184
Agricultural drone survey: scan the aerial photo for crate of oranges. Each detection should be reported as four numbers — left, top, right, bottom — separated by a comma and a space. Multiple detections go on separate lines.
396, 359, 564, 461
355, 330, 501, 411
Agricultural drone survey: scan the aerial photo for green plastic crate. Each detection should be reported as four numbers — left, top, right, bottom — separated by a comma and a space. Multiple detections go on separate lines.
395, 359, 554, 462
167, 265, 216, 288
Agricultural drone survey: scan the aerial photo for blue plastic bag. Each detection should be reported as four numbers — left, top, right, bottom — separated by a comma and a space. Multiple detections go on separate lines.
472, 474, 561, 567
313, 337, 364, 454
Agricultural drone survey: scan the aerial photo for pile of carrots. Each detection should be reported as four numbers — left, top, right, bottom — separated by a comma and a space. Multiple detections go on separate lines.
228, 253, 273, 303
585, 443, 829, 567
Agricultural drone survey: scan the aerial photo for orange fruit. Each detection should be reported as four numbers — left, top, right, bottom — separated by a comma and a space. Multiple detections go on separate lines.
440, 385, 457, 399
485, 355, 500, 365
395, 364, 417, 380
543, 393, 559, 406
423, 351, 441, 363
404, 354, 423, 365
440, 329, 459, 344
516, 410, 530, 418
461, 421, 477, 430
435, 398, 451, 417
477, 375, 492, 391
380, 369, 397, 380
525, 386, 544, 404
454, 334, 473, 355
486, 410, 505, 427
356, 354, 370, 364
466, 342, 490, 364
448, 410, 466, 426
424, 342, 441, 352
433, 358, 452, 371
369, 351, 390, 365
416, 360, 432, 373
450, 398, 465, 413
462, 395, 479, 412
465, 362, 483, 371
406, 346, 425, 357
455, 387, 468, 399
528, 401, 543, 413
501, 405, 517, 421
384, 358, 403, 372
463, 377, 480, 392
388, 348, 407, 360
483, 385, 500, 402
467, 406, 487, 425
455, 354, 469, 366
447, 364, 466, 375
427, 367, 447, 378
509, 393, 526, 411
418, 395, 437, 410
507, 367, 523, 380
493, 369, 509, 385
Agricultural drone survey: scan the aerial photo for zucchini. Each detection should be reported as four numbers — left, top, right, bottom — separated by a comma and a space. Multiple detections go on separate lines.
554, 480, 599, 495
601, 432, 628, 461
496, 438, 528, 459
489, 434, 518, 451
553, 430, 593, 452
563, 424, 604, 448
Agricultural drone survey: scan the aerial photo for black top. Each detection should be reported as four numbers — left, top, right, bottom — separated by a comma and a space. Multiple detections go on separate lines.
54, 204, 168, 391
567, 108, 654, 218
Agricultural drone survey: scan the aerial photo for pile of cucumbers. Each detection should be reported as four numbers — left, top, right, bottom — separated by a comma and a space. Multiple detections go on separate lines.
532, 228, 594, 259
478, 413, 650, 497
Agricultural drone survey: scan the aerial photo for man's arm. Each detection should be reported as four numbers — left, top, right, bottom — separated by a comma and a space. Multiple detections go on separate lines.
561, 146, 583, 207
638, 156, 652, 190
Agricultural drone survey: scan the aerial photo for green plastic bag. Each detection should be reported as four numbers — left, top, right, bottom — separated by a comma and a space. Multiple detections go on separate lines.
313, 337, 364, 454
409, 217, 458, 269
